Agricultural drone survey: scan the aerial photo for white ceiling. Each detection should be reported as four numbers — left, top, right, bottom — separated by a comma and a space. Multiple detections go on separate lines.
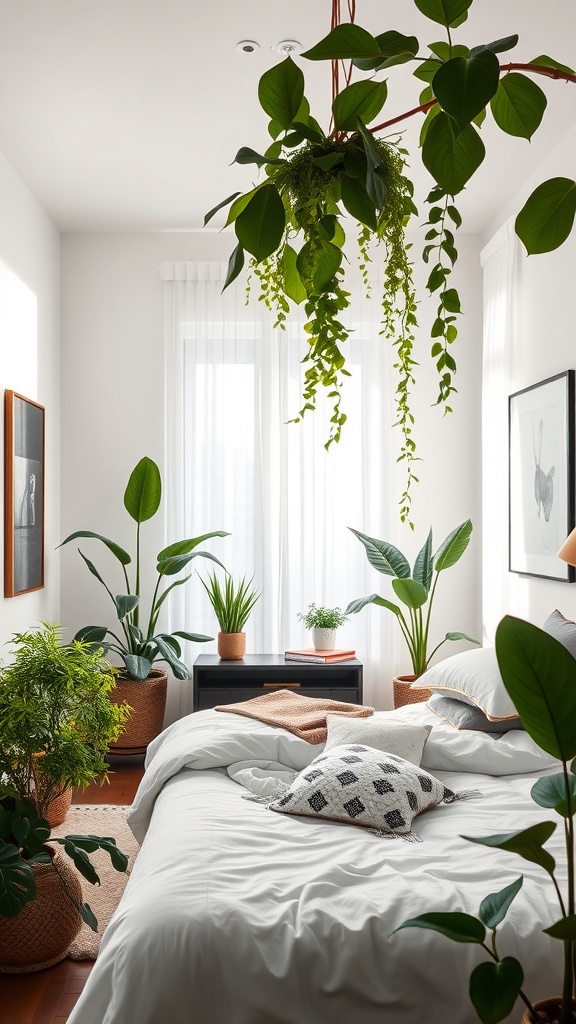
0, 0, 574, 233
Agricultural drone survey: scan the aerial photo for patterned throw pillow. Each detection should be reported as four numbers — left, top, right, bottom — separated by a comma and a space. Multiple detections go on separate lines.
268, 743, 456, 836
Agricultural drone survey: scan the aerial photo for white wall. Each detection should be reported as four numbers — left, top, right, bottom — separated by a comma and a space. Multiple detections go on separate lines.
482, 125, 576, 633
0, 147, 60, 643
60, 228, 483, 715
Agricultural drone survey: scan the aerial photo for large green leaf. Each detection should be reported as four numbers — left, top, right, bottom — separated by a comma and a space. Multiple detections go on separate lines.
470, 35, 519, 58
345, 593, 402, 617
157, 531, 229, 560
122, 654, 153, 680
544, 914, 576, 940
479, 877, 523, 930
413, 0, 472, 29
490, 74, 547, 140
115, 594, 140, 620
203, 192, 241, 227
531, 773, 576, 817
232, 146, 285, 167
392, 577, 428, 610
58, 530, 131, 565
422, 114, 485, 195
469, 959, 523, 1024
302, 24, 379, 61
515, 177, 576, 255
124, 457, 161, 524
283, 245, 307, 304
394, 911, 485, 943
433, 52, 500, 132
530, 55, 576, 77
296, 239, 342, 292
464, 821, 557, 875
356, 122, 386, 208
333, 80, 388, 131
348, 528, 411, 578
412, 529, 433, 591
235, 185, 285, 263
258, 57, 304, 130
433, 520, 472, 571
0, 844, 36, 917
340, 174, 377, 231
353, 31, 419, 72
495, 616, 576, 761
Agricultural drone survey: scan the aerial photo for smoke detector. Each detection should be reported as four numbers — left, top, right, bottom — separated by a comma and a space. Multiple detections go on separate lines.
237, 40, 260, 54
276, 40, 303, 55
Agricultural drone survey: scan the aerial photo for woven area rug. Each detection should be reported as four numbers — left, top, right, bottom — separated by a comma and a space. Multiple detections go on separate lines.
51, 804, 140, 960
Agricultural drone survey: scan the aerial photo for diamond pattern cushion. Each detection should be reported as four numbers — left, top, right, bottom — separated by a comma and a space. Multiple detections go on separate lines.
268, 743, 455, 835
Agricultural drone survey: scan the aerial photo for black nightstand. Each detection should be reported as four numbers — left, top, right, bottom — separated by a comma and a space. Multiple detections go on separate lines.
192, 654, 363, 711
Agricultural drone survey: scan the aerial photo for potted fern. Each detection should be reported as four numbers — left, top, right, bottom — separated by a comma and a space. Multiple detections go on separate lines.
297, 603, 349, 650
200, 572, 260, 660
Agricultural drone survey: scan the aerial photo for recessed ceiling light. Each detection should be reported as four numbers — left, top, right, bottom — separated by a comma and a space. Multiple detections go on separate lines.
237, 40, 260, 54
276, 40, 303, 55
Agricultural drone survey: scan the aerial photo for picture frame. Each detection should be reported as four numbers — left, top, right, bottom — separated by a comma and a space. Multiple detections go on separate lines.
509, 370, 575, 581
4, 390, 45, 596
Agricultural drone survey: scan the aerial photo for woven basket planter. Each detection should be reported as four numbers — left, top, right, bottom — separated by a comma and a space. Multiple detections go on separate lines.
44, 787, 73, 828
217, 632, 246, 660
108, 667, 168, 755
0, 848, 82, 973
520, 997, 576, 1022
392, 674, 432, 709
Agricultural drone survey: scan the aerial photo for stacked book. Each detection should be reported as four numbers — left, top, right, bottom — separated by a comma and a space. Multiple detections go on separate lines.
284, 648, 356, 664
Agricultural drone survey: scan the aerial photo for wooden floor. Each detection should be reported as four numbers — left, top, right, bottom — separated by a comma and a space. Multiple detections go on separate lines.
0, 758, 145, 1024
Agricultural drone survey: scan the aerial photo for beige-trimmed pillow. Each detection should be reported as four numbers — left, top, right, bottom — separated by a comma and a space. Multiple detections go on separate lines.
411, 648, 518, 721
325, 714, 432, 765
427, 694, 523, 732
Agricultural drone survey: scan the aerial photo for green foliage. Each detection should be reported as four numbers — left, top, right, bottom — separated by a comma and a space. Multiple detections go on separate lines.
0, 796, 128, 929
200, 573, 260, 634
58, 457, 228, 680
297, 603, 349, 631
209, 0, 576, 524
345, 520, 478, 675
396, 616, 576, 1023
0, 623, 130, 819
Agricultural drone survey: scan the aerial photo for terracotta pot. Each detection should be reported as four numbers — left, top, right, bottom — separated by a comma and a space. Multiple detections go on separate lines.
392, 673, 432, 709
217, 632, 246, 660
521, 997, 576, 1023
0, 848, 82, 973
108, 667, 168, 755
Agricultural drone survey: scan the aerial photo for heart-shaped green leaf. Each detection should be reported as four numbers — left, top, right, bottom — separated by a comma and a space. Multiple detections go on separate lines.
413, 0, 472, 29
531, 773, 576, 817
235, 185, 285, 262
392, 577, 428, 610
422, 114, 485, 195
470, 958, 523, 1024
340, 174, 378, 231
283, 245, 307, 304
490, 74, 547, 140
333, 80, 388, 131
302, 24, 379, 61
353, 31, 419, 72
258, 57, 304, 129
515, 177, 576, 255
433, 51, 500, 131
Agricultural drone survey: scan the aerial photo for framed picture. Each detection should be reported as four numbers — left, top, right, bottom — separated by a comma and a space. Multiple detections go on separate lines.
509, 370, 575, 581
4, 390, 45, 596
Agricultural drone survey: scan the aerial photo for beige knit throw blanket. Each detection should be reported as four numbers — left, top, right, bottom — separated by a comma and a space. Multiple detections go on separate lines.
214, 689, 374, 744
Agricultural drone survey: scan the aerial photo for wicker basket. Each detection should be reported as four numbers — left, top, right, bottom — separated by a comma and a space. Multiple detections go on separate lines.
393, 674, 432, 709
44, 787, 72, 828
217, 632, 246, 660
0, 848, 82, 973
108, 667, 168, 755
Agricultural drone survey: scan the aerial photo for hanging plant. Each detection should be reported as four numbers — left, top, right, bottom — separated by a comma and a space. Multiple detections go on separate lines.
206, 0, 576, 524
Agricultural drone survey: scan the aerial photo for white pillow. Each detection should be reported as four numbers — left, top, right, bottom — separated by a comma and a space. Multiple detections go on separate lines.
325, 713, 432, 765
411, 648, 518, 721
543, 609, 576, 659
427, 694, 523, 733
269, 743, 456, 836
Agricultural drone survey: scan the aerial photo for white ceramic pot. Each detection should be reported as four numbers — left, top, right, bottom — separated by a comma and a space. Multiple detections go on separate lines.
312, 627, 336, 651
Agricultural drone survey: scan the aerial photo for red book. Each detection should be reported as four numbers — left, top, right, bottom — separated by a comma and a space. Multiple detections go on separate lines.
284, 648, 356, 664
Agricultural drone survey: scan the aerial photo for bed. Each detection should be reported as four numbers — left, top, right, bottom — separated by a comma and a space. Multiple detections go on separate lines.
67, 701, 563, 1024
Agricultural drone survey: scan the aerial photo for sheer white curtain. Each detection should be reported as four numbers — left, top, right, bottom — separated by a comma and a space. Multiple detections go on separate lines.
481, 220, 522, 643
162, 259, 399, 716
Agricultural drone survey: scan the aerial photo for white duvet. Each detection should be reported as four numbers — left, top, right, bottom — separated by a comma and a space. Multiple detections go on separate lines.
68, 706, 563, 1024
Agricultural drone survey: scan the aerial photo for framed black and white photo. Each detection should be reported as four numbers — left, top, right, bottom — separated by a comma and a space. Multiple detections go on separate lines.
4, 390, 45, 596
509, 370, 575, 581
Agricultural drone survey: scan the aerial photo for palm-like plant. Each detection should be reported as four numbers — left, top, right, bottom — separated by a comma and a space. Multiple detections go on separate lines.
59, 457, 228, 680
346, 519, 478, 676
200, 572, 260, 634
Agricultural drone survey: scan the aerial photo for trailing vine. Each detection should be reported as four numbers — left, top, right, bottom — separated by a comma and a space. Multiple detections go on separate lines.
205, 0, 576, 524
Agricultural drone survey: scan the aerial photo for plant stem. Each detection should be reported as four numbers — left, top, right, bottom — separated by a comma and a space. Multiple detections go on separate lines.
134, 522, 141, 628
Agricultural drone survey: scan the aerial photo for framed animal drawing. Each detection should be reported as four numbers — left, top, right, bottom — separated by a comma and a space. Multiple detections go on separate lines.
509, 370, 575, 581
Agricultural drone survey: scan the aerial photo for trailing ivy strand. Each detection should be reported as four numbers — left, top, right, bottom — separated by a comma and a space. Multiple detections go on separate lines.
206, 0, 576, 523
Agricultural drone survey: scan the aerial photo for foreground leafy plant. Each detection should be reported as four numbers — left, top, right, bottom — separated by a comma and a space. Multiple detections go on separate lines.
395, 616, 576, 1024
59, 457, 228, 680
345, 519, 478, 676
207, 0, 576, 522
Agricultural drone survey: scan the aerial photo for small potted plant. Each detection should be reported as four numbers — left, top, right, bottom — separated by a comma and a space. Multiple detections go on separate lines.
395, 615, 576, 1024
58, 456, 228, 752
297, 604, 349, 651
200, 572, 260, 660
345, 520, 479, 705
0, 623, 130, 973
